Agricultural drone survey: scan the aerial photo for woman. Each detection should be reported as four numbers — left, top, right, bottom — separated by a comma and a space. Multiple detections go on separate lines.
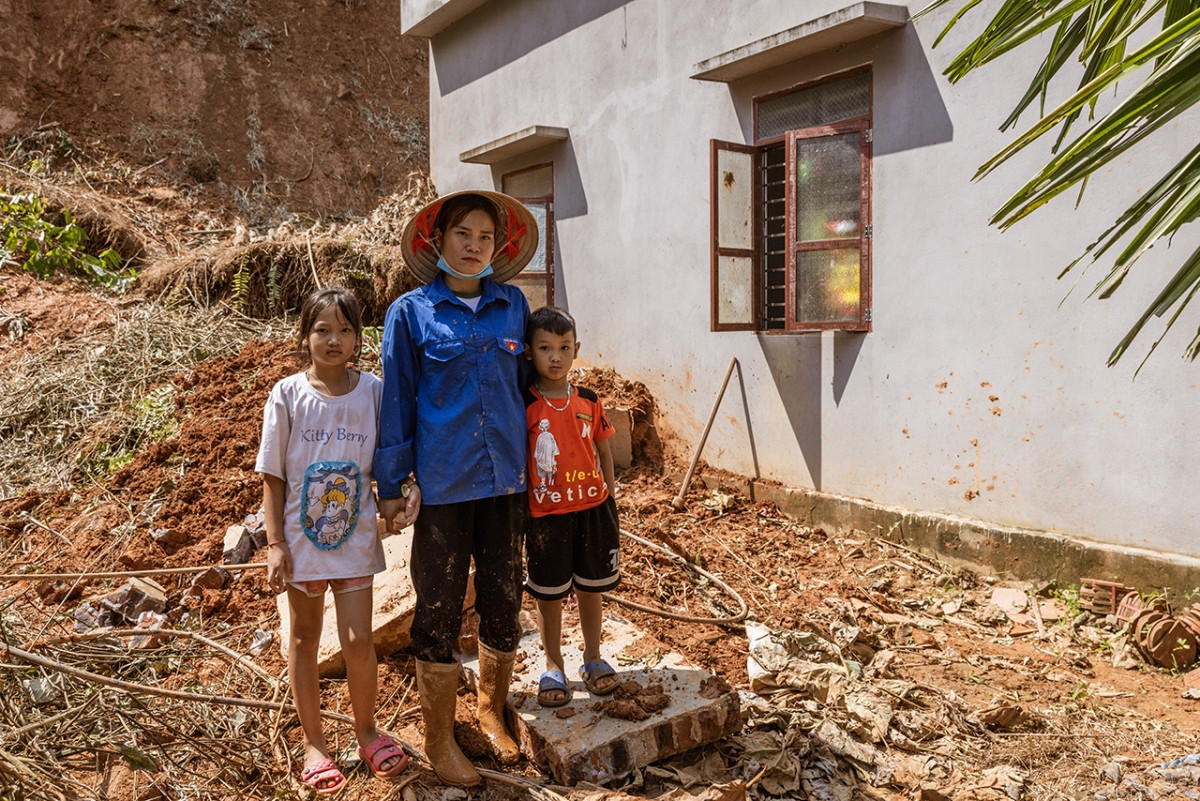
376, 189, 538, 786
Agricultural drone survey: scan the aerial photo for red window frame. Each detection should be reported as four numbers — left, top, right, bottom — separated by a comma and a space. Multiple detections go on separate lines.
709, 67, 872, 333
784, 119, 871, 332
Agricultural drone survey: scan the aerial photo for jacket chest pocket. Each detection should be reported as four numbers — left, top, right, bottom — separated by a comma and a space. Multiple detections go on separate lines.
426, 339, 466, 363
495, 336, 524, 358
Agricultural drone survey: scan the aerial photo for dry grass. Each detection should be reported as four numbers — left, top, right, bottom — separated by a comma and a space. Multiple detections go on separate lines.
136, 175, 437, 325
0, 598, 297, 800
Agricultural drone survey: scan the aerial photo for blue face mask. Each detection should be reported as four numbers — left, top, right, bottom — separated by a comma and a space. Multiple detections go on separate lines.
437, 255, 494, 281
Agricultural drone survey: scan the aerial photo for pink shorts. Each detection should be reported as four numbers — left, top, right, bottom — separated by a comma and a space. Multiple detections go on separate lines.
289, 576, 373, 598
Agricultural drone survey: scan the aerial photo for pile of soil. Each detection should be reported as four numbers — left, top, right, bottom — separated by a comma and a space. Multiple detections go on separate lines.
575, 365, 666, 469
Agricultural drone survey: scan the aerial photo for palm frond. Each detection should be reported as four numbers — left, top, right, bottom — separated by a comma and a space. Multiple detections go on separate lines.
920, 0, 1200, 364
987, 40, 1200, 225
1109, 245, 1200, 366
1058, 140, 1200, 282
977, 12, 1200, 184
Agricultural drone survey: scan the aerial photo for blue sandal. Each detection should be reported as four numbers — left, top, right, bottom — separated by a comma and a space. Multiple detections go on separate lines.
580, 659, 620, 696
537, 669, 572, 707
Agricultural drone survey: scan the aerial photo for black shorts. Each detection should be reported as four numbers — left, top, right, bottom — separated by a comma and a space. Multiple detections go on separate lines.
525, 495, 620, 600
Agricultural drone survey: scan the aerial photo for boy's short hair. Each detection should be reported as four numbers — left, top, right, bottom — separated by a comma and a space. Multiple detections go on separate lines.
525, 305, 576, 344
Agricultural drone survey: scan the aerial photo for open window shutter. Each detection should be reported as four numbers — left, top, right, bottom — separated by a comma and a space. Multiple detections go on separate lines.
711, 139, 758, 331
785, 121, 871, 332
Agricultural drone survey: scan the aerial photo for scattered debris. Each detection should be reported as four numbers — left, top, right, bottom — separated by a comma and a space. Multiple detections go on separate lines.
74, 577, 169, 632
1080, 578, 1137, 617
3, 274, 1200, 798
222, 511, 267, 565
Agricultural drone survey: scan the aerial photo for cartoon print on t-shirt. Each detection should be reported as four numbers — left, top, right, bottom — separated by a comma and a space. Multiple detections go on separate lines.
534, 418, 559, 488
300, 462, 362, 549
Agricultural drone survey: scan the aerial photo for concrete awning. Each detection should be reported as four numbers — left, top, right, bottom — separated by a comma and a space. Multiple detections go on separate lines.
691, 2, 909, 83
401, 0, 490, 38
459, 125, 569, 165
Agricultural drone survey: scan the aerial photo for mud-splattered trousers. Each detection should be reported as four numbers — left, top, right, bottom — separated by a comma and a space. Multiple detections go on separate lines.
410, 493, 528, 663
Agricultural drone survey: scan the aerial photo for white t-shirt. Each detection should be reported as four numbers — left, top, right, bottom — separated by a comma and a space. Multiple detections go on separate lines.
255, 371, 386, 582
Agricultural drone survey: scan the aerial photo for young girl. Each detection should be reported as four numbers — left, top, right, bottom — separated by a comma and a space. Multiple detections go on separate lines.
258, 287, 407, 794
376, 190, 538, 786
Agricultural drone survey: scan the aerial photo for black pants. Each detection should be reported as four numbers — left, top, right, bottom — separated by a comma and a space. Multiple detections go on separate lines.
409, 492, 527, 663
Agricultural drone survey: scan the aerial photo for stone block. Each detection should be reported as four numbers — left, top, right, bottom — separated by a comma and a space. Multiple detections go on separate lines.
103, 577, 168, 619
223, 524, 263, 565
223, 525, 247, 551
462, 608, 741, 785
190, 566, 230, 590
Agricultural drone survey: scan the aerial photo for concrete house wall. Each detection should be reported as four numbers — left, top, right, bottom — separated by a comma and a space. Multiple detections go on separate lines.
401, 0, 1200, 570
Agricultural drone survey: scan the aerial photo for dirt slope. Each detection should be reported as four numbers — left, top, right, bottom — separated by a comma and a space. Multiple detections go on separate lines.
1, 0, 427, 221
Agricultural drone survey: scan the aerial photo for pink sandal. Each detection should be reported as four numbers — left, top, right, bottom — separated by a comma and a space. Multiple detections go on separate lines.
358, 734, 408, 779
299, 757, 346, 795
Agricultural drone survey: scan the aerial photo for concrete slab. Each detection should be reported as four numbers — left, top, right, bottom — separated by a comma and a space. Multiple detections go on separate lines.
276, 523, 475, 677
461, 607, 741, 785
695, 473, 1200, 594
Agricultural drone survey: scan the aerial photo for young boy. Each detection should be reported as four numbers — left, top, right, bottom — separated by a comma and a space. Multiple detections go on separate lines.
522, 306, 621, 707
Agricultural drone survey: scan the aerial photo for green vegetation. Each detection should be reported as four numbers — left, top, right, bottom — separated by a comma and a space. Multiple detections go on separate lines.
0, 191, 134, 291
230, 253, 252, 310
80, 385, 177, 477
1051, 584, 1082, 619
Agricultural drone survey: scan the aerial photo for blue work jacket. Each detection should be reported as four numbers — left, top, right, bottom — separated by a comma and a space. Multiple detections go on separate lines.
376, 274, 530, 504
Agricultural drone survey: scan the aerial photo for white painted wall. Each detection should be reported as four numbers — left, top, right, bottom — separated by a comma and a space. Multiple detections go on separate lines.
407, 0, 1200, 555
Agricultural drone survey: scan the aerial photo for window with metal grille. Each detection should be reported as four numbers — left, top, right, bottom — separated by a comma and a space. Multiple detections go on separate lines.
711, 68, 872, 332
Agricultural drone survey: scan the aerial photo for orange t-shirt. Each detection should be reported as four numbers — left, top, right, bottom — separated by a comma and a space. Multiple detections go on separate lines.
523, 385, 614, 517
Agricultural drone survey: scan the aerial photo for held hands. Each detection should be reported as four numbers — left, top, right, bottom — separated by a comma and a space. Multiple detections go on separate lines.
402, 483, 421, 527
379, 481, 421, 534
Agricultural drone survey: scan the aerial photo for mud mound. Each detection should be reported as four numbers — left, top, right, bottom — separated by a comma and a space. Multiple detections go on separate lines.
105, 339, 297, 570
575, 366, 665, 471
19, 339, 309, 624
0, 269, 118, 356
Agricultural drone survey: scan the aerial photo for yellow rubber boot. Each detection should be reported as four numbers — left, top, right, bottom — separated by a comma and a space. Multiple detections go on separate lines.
415, 659, 481, 786
476, 642, 521, 765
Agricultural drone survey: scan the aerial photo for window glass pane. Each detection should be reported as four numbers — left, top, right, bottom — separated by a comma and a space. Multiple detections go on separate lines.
796, 248, 860, 323
504, 165, 553, 198
717, 255, 754, 325
716, 148, 753, 249
759, 72, 869, 140
795, 132, 860, 243
521, 202, 548, 273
